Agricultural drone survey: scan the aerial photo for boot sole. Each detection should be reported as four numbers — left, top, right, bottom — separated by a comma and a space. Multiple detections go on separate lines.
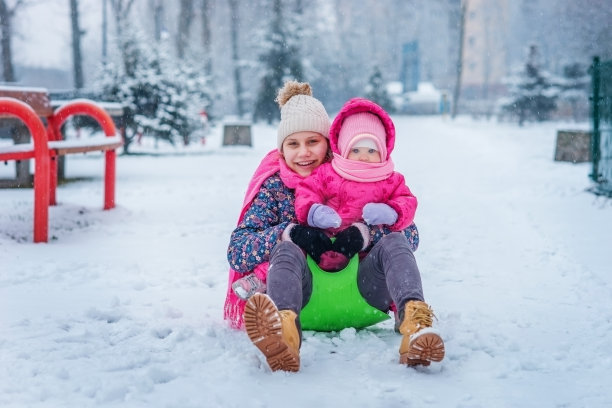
399, 331, 445, 366
244, 294, 300, 372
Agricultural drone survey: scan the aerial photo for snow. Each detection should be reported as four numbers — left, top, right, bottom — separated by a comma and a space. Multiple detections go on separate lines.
0, 85, 49, 93
48, 135, 122, 149
0, 143, 34, 154
1, 116, 611, 407
406, 82, 443, 103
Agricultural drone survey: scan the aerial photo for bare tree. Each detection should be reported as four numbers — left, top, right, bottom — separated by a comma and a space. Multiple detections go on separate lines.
228, 0, 243, 116
108, 0, 135, 37
102, 0, 108, 63
451, 0, 467, 119
177, 0, 193, 58
200, 0, 212, 75
0, 0, 25, 82
149, 0, 164, 41
70, 0, 84, 88
108, 0, 136, 76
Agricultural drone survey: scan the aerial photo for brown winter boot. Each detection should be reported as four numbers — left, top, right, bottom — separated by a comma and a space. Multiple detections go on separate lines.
398, 300, 445, 366
244, 293, 300, 372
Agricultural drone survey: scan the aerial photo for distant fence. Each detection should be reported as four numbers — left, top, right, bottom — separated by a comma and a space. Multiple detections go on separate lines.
589, 56, 612, 195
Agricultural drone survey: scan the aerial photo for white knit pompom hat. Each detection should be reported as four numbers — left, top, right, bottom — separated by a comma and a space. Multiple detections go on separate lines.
276, 81, 331, 151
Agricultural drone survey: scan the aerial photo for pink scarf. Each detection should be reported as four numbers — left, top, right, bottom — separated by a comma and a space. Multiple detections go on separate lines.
239, 150, 303, 211
224, 149, 305, 329
331, 153, 395, 182
278, 154, 304, 189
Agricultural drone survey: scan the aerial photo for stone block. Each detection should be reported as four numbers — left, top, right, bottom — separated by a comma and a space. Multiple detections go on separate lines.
554, 130, 592, 163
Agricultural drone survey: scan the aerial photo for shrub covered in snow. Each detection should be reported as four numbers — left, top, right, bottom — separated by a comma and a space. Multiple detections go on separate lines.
95, 29, 212, 152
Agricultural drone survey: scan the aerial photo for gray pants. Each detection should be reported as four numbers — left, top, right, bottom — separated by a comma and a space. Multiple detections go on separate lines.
267, 232, 424, 318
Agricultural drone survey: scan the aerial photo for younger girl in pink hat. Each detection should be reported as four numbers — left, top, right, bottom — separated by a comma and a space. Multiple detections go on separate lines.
294, 99, 417, 255
291, 98, 445, 367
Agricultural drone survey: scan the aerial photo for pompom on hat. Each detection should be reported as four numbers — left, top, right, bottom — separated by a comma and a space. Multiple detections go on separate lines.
276, 81, 331, 151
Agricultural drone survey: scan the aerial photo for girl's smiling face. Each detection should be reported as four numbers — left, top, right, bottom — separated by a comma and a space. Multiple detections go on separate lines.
282, 131, 329, 177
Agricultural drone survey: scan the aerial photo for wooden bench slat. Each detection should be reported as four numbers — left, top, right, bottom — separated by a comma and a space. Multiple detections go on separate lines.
1, 135, 123, 158
50, 136, 123, 155
51, 100, 125, 117
0, 86, 52, 116
51, 143, 123, 155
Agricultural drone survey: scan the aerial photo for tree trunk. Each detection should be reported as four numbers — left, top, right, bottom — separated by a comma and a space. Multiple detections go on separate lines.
102, 0, 108, 63
151, 0, 164, 42
0, 0, 15, 82
109, 0, 136, 77
177, 0, 193, 59
70, 0, 84, 89
228, 0, 244, 116
200, 0, 212, 75
451, 0, 467, 119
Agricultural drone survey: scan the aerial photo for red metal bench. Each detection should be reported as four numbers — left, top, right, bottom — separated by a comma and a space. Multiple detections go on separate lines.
0, 95, 123, 242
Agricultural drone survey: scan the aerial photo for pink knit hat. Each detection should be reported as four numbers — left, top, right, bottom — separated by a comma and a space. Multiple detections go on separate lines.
337, 112, 388, 160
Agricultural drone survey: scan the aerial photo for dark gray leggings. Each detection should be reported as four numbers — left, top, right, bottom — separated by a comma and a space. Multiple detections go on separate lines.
266, 232, 424, 317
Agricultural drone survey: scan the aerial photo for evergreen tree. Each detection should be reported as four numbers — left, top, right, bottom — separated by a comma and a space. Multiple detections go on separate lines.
95, 28, 211, 152
253, 0, 304, 124
365, 66, 395, 113
502, 45, 559, 126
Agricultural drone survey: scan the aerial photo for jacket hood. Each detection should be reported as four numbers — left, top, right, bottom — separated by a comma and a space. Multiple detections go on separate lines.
329, 98, 395, 156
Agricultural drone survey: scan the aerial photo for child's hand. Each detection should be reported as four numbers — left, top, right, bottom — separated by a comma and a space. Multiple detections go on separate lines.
362, 203, 398, 226
307, 204, 342, 229
332, 225, 367, 259
289, 225, 333, 263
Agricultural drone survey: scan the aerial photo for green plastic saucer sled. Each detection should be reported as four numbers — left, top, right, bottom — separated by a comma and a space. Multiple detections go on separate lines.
300, 250, 390, 332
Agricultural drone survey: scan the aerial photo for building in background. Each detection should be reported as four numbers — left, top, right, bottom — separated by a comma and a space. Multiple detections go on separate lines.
460, 0, 510, 115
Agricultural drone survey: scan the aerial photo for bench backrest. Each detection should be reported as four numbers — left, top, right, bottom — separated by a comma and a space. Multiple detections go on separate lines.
0, 86, 52, 117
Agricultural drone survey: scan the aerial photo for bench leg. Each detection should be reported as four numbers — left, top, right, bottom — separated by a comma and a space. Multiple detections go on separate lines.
45, 122, 59, 206
14, 125, 32, 187
104, 150, 116, 210
34, 155, 50, 243
49, 156, 58, 206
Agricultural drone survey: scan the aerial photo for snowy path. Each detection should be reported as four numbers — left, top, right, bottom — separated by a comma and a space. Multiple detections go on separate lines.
400, 118, 612, 406
1, 117, 610, 407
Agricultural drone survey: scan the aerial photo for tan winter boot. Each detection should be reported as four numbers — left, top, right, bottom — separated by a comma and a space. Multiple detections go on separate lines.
398, 300, 445, 366
244, 293, 300, 372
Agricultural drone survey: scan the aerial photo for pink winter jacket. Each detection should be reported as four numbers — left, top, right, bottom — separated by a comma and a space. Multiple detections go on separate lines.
295, 97, 417, 233
294, 163, 416, 233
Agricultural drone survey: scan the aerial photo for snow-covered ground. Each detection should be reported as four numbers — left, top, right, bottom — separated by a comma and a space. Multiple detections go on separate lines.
1, 116, 610, 407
